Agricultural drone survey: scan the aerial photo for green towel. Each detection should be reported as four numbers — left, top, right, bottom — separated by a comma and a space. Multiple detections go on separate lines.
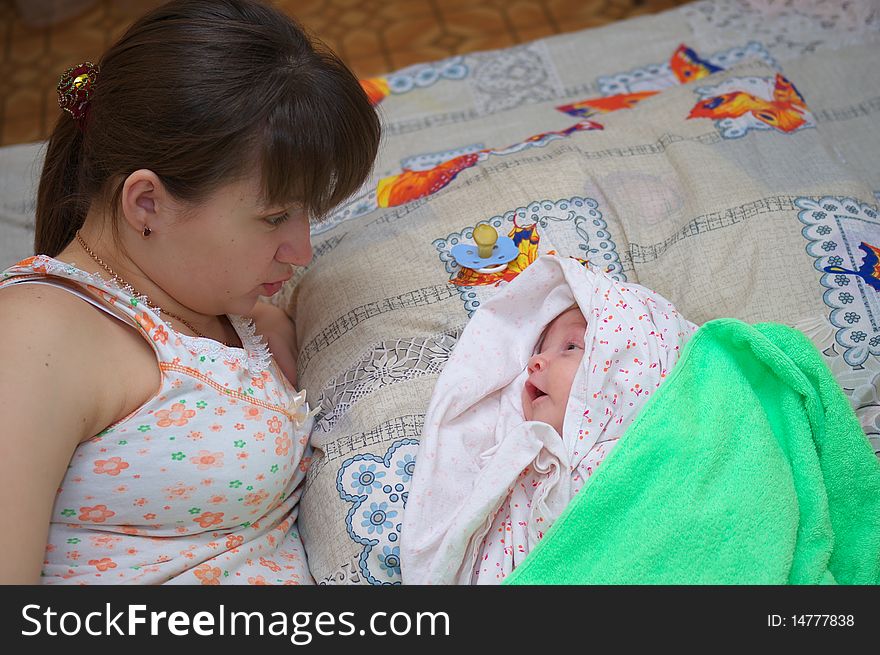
505, 319, 880, 585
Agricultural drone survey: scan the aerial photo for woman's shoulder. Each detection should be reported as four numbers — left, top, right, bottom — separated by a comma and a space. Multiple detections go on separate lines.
0, 280, 160, 436
0, 280, 130, 385
0, 278, 113, 337
0, 283, 114, 437
0, 254, 136, 343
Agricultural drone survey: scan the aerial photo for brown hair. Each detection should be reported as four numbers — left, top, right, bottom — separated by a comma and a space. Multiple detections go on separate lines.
36, 0, 380, 256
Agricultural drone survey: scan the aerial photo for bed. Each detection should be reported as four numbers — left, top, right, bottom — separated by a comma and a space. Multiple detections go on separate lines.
1, 0, 878, 585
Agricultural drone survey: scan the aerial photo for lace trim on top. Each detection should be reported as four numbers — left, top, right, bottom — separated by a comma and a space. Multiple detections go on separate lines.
22, 256, 273, 375
184, 314, 273, 375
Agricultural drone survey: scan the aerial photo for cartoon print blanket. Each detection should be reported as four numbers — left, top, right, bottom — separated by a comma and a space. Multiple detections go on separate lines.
400, 256, 696, 584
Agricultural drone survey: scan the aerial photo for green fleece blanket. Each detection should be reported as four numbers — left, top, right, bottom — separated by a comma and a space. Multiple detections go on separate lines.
505, 319, 880, 585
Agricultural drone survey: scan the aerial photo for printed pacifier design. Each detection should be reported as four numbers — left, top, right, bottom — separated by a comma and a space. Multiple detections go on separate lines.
450, 223, 518, 273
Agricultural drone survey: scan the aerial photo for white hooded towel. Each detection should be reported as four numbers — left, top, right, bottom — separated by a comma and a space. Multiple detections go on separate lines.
400, 256, 697, 584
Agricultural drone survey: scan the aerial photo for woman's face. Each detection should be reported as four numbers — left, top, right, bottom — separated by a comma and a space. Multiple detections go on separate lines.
145, 172, 313, 317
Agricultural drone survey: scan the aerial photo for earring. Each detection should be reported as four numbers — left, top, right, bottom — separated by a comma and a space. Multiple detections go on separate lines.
143, 226, 152, 237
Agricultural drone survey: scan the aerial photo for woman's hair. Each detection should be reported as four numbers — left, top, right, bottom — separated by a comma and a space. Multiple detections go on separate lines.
36, 0, 380, 256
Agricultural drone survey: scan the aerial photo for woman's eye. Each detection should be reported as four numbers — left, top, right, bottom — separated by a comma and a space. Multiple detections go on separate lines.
266, 212, 290, 226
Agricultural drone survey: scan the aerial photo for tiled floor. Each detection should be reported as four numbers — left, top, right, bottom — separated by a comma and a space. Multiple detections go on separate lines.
0, 0, 690, 146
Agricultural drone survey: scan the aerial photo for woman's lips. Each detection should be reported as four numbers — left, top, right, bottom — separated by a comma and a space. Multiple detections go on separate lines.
261, 281, 284, 296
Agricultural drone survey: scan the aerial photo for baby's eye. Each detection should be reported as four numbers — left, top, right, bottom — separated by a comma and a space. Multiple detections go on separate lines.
566, 342, 582, 351
265, 212, 290, 227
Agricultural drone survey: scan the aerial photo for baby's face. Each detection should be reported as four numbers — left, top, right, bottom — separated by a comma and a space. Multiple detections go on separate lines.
522, 307, 587, 436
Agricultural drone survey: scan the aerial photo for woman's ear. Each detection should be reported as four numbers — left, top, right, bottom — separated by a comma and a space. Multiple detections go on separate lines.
119, 169, 168, 236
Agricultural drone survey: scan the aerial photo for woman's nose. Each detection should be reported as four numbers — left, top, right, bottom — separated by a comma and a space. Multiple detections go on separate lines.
276, 236, 313, 267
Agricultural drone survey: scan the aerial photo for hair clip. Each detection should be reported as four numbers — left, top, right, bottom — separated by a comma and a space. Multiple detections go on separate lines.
57, 61, 99, 128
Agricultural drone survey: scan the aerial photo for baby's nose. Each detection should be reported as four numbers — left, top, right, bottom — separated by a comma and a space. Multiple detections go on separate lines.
527, 354, 545, 373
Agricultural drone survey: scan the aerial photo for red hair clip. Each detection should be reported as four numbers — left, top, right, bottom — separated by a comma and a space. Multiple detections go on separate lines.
57, 61, 99, 129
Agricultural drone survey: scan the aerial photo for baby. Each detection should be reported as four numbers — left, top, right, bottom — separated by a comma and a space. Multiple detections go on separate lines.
471, 303, 608, 584
401, 256, 697, 584
521, 304, 586, 437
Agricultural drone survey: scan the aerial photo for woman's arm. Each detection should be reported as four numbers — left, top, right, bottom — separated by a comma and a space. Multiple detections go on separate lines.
0, 286, 136, 583
250, 300, 298, 386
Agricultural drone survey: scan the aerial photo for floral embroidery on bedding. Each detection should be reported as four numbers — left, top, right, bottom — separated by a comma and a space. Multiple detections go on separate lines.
360, 56, 468, 106
795, 315, 880, 456
335, 439, 419, 585
688, 73, 815, 137
313, 329, 461, 435
434, 197, 624, 317
796, 196, 880, 366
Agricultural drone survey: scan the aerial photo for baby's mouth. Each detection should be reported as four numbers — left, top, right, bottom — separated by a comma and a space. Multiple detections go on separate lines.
525, 379, 548, 403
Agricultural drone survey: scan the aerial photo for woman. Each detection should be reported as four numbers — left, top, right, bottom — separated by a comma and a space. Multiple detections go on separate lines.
0, 0, 379, 584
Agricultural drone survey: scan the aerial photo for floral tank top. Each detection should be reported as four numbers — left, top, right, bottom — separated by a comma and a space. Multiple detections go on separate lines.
0, 256, 315, 584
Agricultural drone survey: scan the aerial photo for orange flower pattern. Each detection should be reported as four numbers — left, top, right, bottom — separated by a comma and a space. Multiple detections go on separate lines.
193, 511, 224, 528
93, 457, 130, 476
153, 325, 169, 344
89, 557, 117, 572
155, 402, 196, 428
3, 256, 314, 585
274, 435, 291, 457
134, 312, 156, 333
164, 482, 196, 501
193, 564, 222, 585
266, 416, 283, 434
79, 505, 116, 523
242, 405, 263, 421
190, 450, 224, 470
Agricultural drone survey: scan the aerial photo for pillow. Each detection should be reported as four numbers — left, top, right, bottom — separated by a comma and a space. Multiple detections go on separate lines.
284, 53, 879, 584
0, 142, 43, 268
